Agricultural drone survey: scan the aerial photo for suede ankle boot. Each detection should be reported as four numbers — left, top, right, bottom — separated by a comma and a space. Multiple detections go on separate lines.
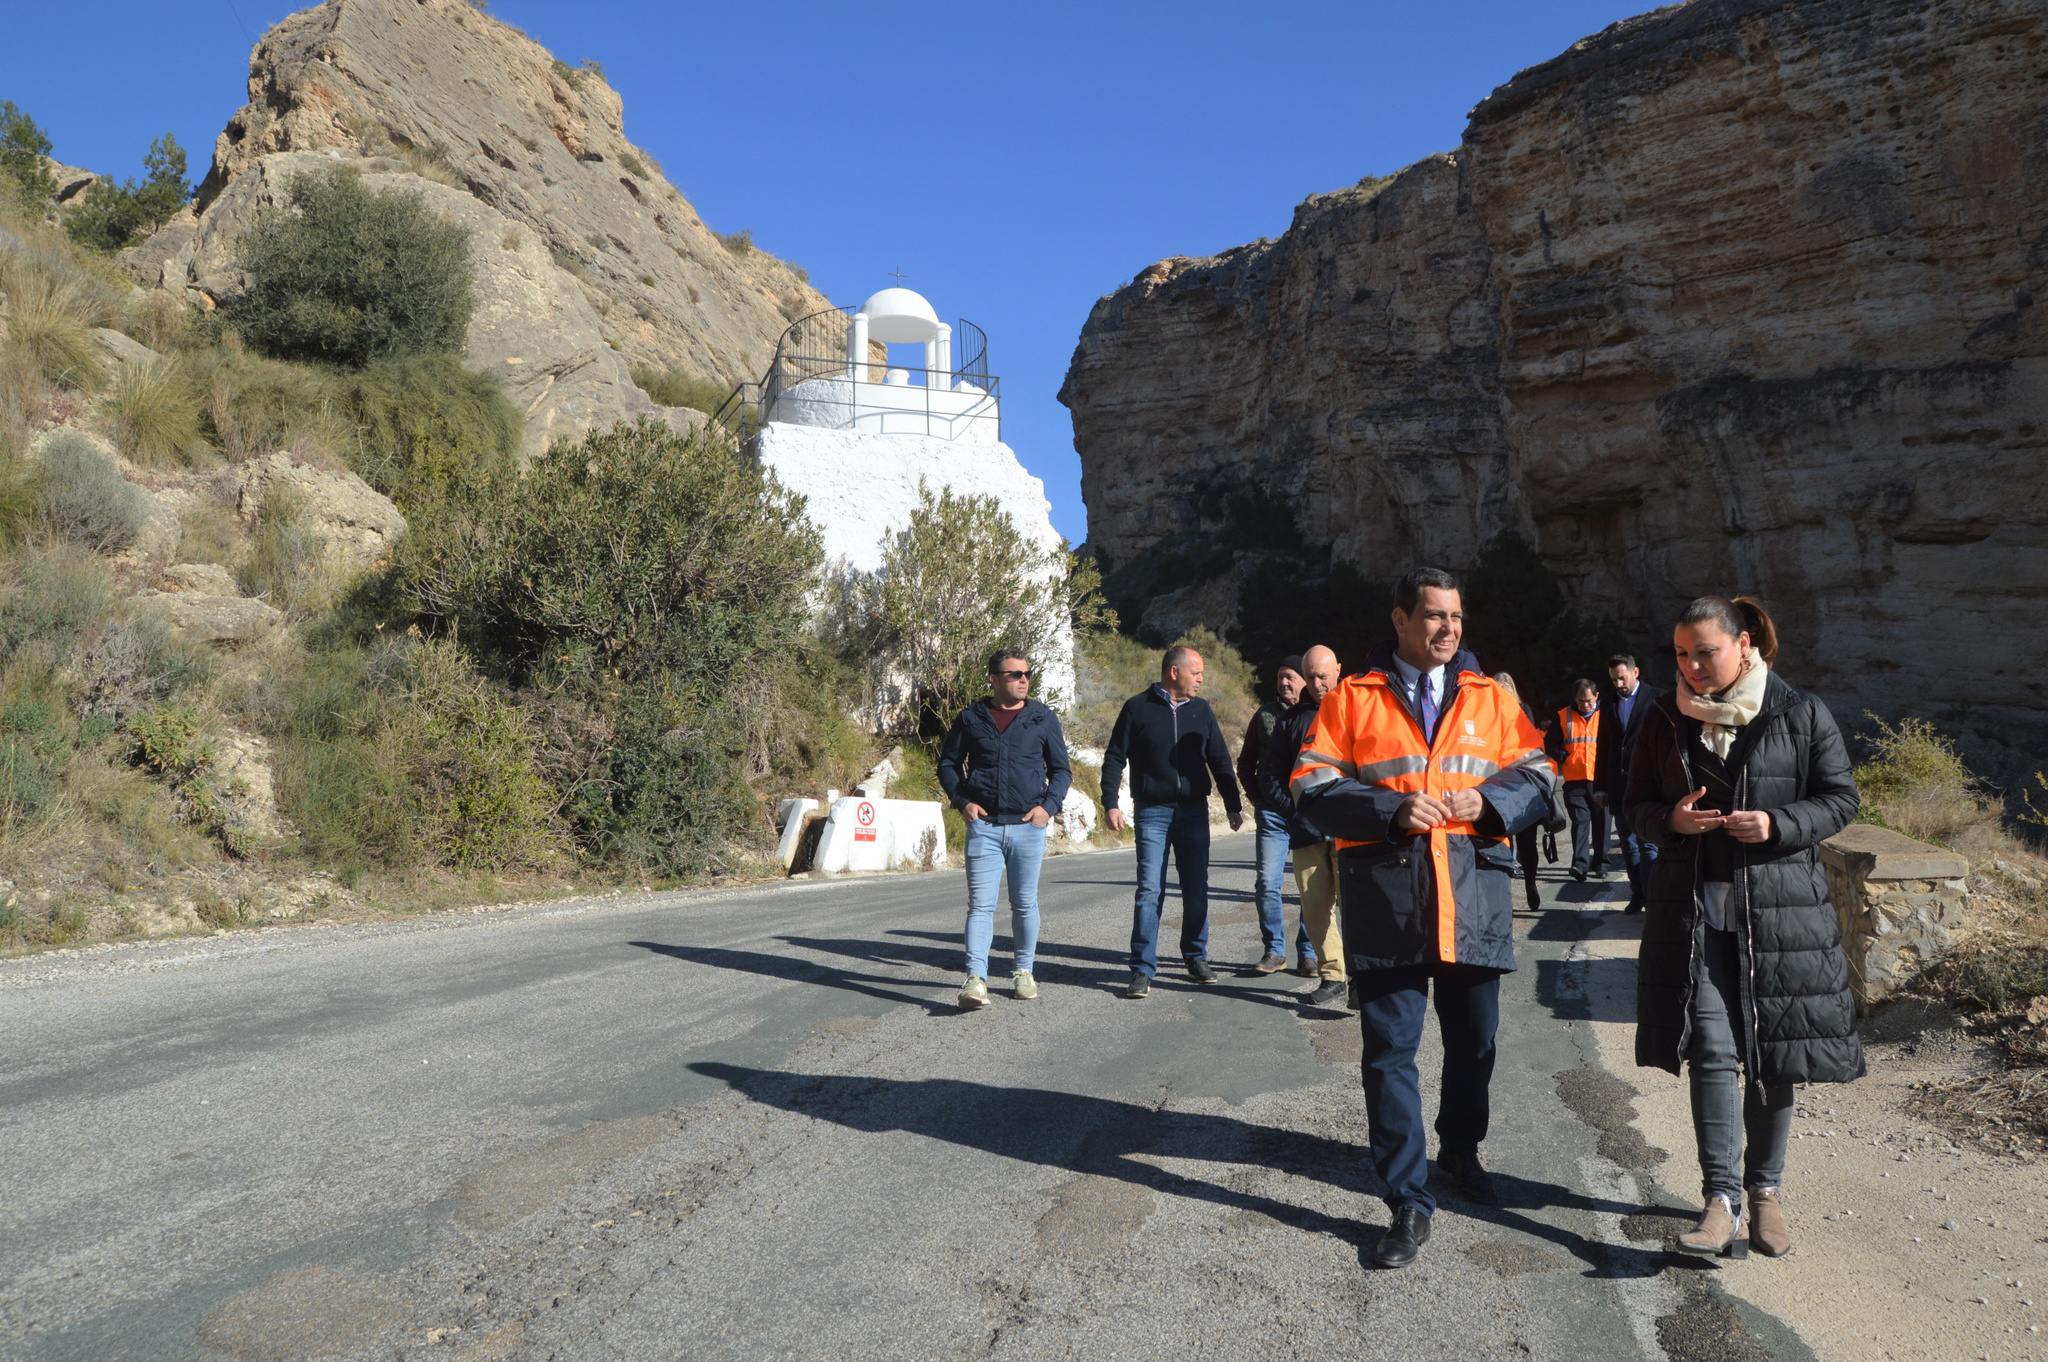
1748, 1186, 1791, 1257
1677, 1194, 1748, 1258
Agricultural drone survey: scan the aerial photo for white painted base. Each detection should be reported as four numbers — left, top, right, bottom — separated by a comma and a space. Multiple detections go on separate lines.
813, 796, 948, 874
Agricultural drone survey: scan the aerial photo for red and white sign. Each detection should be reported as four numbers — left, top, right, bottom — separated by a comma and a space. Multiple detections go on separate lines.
854, 800, 877, 841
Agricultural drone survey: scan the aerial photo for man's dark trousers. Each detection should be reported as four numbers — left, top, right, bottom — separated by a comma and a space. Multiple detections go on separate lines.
1618, 827, 1657, 907
1355, 963, 1502, 1215
1564, 780, 1607, 874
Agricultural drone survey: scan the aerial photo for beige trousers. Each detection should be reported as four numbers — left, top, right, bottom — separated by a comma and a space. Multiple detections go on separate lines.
1290, 843, 1346, 981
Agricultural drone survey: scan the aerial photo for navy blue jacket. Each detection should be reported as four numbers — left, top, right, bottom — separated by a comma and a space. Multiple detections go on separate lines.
937, 698, 1073, 824
1101, 687, 1242, 815
1595, 681, 1667, 804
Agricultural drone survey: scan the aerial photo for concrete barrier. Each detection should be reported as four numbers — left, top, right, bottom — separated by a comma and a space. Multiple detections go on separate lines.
812, 795, 947, 874
1820, 823, 1971, 1012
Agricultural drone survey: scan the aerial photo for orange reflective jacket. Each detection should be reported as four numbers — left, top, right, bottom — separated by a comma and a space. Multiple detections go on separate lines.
1292, 663, 1547, 964
1556, 706, 1599, 782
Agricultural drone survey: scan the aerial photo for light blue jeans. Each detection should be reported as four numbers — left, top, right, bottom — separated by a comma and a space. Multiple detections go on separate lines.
963, 818, 1047, 979
1253, 806, 1308, 960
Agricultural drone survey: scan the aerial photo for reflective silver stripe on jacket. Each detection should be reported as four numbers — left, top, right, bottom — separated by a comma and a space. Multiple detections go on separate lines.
1291, 749, 1356, 777
1438, 754, 1500, 778
1293, 766, 1342, 792
1356, 754, 1429, 783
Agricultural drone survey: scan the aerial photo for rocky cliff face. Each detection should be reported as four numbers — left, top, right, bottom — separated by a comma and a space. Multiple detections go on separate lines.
192, 0, 822, 388
1063, 0, 2048, 772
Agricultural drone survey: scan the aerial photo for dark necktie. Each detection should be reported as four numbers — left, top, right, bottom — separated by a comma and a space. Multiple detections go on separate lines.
1418, 674, 1438, 744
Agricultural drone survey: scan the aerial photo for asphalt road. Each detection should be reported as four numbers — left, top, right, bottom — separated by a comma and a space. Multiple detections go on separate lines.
0, 837, 1817, 1361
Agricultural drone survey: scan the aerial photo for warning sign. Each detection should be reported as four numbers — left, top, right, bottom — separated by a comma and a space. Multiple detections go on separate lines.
857, 802, 876, 826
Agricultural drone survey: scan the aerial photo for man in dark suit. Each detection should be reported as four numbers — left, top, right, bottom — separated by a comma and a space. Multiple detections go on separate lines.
1592, 653, 1664, 914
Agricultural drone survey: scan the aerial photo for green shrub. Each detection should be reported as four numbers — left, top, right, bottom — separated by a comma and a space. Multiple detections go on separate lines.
33, 433, 147, 552
0, 694, 65, 833
0, 545, 112, 662
716, 228, 754, 256
1854, 714, 1984, 845
63, 133, 191, 253
0, 454, 38, 547
128, 702, 247, 855
104, 356, 204, 465
224, 164, 476, 367
829, 480, 1066, 729
627, 364, 730, 415
400, 639, 561, 870
0, 101, 57, 208
618, 152, 648, 179
393, 419, 823, 873
263, 648, 417, 873
340, 352, 523, 498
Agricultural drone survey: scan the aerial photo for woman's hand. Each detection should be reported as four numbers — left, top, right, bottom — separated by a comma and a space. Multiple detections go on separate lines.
1668, 787, 1727, 835
1722, 809, 1773, 843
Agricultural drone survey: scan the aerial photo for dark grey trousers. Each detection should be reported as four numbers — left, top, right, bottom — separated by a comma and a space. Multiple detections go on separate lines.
1686, 925, 1795, 1202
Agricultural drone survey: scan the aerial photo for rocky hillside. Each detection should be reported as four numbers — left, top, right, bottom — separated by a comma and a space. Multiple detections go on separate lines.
1062, 0, 2048, 774
122, 0, 821, 422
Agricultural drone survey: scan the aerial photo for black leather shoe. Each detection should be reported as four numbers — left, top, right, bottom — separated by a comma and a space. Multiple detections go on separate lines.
1187, 958, 1217, 984
1437, 1149, 1500, 1206
1623, 900, 1644, 915
1304, 979, 1347, 1008
1569, 867, 1587, 882
1373, 1205, 1432, 1268
1123, 972, 1150, 999
1524, 884, 1540, 911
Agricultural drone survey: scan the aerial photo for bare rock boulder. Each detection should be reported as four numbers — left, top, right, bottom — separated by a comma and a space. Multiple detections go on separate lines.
233, 446, 407, 570
137, 591, 284, 646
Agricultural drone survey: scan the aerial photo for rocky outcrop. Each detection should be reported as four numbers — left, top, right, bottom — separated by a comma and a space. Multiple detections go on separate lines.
231, 447, 407, 570
191, 0, 823, 388
184, 149, 679, 455
1063, 0, 2048, 775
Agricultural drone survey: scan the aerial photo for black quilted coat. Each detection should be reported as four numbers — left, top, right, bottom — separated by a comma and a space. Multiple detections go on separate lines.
1624, 670, 1866, 1086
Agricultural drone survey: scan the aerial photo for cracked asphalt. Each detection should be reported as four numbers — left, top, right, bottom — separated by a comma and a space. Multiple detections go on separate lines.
0, 838, 1815, 1360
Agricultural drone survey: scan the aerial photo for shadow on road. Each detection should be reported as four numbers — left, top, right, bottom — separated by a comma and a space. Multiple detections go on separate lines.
626, 942, 957, 1016
687, 1063, 1655, 1276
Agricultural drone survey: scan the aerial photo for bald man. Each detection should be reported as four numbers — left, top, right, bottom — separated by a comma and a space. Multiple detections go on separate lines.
1257, 644, 1348, 1006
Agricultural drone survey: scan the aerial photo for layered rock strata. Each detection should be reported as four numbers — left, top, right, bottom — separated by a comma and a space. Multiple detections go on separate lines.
187, 0, 822, 387
1063, 0, 2048, 771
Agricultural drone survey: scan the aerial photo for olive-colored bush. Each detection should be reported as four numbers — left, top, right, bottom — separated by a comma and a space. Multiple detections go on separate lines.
33, 433, 147, 552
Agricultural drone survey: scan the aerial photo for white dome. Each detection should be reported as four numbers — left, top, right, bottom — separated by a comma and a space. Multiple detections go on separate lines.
859, 287, 941, 343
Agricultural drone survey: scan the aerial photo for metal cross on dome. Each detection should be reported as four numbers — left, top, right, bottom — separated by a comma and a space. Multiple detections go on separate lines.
888, 267, 909, 284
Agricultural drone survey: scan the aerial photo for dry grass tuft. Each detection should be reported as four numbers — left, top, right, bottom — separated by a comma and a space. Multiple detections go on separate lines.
0, 263, 102, 389
103, 356, 205, 466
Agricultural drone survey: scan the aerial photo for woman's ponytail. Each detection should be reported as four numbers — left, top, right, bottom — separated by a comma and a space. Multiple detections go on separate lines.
1731, 596, 1778, 667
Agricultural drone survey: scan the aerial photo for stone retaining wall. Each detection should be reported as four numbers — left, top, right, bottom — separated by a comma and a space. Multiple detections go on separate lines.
1819, 823, 1970, 1013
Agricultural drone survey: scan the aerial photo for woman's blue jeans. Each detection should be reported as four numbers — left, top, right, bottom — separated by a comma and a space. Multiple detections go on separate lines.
962, 818, 1047, 979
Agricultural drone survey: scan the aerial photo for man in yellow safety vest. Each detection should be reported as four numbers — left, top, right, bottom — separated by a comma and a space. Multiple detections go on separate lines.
1290, 567, 1551, 1269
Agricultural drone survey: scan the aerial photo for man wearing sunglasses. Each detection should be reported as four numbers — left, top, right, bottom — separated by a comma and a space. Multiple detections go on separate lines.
938, 649, 1074, 1009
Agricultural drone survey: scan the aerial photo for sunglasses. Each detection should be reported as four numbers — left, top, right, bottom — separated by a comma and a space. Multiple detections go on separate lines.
993, 669, 1031, 679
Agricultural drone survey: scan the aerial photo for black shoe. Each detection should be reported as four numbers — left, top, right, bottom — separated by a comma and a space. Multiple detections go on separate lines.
1569, 867, 1587, 882
1304, 979, 1347, 1008
1623, 901, 1643, 915
1524, 885, 1540, 911
1124, 972, 1150, 999
1436, 1148, 1499, 1206
1373, 1205, 1432, 1268
1187, 958, 1217, 984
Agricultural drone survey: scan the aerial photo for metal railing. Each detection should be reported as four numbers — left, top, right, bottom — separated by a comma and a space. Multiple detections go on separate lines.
711, 308, 997, 441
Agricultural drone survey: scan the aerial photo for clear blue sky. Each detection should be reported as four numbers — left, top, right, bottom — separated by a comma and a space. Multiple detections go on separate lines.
3, 0, 1650, 543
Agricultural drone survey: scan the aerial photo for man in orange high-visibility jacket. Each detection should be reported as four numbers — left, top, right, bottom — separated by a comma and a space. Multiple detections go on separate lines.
1291, 567, 1551, 1269
1547, 678, 1607, 881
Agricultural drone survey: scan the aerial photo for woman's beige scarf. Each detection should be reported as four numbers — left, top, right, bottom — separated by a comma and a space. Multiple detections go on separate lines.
1676, 656, 1769, 759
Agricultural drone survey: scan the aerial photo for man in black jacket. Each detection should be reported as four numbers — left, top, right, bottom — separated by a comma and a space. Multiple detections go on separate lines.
1102, 645, 1243, 998
1239, 655, 1307, 974
1593, 653, 1665, 914
1258, 644, 1347, 1006
938, 649, 1073, 1010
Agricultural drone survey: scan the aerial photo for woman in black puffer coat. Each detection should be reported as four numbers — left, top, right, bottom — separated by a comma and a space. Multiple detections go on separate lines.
1625, 596, 1861, 1262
